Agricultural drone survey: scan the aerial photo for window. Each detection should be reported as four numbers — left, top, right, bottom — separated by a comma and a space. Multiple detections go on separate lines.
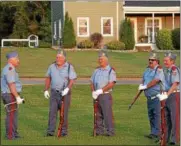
145, 18, 162, 43
101, 17, 113, 36
77, 17, 89, 37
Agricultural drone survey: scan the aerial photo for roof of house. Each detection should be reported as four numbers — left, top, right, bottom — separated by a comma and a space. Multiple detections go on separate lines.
124, 1, 180, 7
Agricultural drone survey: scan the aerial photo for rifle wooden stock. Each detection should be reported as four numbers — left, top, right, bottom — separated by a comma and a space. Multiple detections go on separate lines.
57, 97, 65, 138
160, 100, 166, 146
93, 100, 98, 136
128, 90, 143, 110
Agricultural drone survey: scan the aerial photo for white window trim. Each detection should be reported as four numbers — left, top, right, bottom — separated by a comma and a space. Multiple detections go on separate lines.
101, 17, 113, 37
53, 21, 57, 39
77, 17, 90, 37
129, 18, 137, 43
59, 19, 62, 39
144, 17, 162, 36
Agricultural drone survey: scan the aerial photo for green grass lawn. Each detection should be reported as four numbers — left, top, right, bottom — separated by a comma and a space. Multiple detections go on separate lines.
1, 47, 180, 78
1, 85, 160, 145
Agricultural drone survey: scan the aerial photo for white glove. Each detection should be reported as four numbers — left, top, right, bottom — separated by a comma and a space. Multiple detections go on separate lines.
138, 84, 147, 90
44, 90, 50, 99
16, 96, 24, 104
61, 87, 70, 96
92, 91, 98, 100
157, 92, 168, 101
95, 89, 103, 96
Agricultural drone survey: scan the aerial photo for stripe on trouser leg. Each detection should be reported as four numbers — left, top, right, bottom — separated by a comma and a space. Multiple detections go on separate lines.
8, 95, 14, 139
175, 93, 180, 143
110, 95, 114, 129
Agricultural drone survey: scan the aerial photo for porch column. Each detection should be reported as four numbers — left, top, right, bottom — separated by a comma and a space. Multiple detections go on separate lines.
152, 13, 155, 43
172, 13, 175, 29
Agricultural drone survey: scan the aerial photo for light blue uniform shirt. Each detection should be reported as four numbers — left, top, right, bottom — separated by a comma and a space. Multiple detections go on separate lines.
142, 65, 165, 98
46, 62, 77, 91
90, 65, 116, 92
1, 63, 22, 93
164, 65, 180, 92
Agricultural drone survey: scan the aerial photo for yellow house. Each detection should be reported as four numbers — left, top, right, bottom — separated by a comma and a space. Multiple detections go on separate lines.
51, 1, 180, 49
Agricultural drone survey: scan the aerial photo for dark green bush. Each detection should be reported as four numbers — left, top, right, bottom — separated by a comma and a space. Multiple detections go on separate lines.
172, 28, 180, 50
156, 29, 174, 50
62, 12, 76, 48
106, 40, 125, 50
90, 32, 103, 48
77, 40, 94, 49
119, 18, 135, 50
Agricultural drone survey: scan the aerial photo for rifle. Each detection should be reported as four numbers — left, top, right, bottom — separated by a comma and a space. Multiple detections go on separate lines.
93, 99, 98, 136
4, 99, 25, 113
128, 90, 143, 110
57, 96, 65, 138
160, 100, 166, 146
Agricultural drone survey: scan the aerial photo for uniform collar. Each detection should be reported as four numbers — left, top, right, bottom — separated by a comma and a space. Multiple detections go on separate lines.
99, 65, 110, 70
55, 61, 68, 68
149, 65, 158, 71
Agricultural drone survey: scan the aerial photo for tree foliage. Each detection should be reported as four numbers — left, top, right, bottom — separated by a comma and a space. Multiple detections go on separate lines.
0, 1, 51, 45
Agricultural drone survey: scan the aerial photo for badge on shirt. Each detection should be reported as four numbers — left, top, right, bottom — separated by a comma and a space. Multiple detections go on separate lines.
9, 67, 12, 70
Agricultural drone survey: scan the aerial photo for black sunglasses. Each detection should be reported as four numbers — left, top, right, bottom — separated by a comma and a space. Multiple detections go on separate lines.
149, 59, 157, 61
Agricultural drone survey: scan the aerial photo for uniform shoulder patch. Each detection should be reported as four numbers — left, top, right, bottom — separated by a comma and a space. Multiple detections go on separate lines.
9, 67, 12, 70
171, 66, 177, 71
111, 67, 115, 71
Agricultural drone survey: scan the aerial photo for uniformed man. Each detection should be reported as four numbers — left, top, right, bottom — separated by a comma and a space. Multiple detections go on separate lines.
1, 51, 24, 140
157, 52, 180, 145
44, 50, 77, 137
138, 52, 165, 140
90, 49, 116, 136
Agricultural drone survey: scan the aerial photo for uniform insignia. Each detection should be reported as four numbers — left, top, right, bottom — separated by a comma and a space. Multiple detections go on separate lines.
112, 67, 115, 71
9, 67, 12, 70
171, 66, 177, 75
171, 66, 177, 71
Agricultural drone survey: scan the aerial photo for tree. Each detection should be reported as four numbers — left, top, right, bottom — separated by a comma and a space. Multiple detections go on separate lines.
62, 12, 76, 48
119, 18, 135, 50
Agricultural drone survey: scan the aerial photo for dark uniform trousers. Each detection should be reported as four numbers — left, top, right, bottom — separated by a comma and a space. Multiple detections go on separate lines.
1, 93, 19, 139
165, 92, 180, 143
147, 97, 161, 136
47, 89, 71, 135
96, 93, 114, 136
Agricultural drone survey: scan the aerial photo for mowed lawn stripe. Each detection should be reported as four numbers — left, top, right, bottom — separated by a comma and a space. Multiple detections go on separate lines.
1, 48, 179, 77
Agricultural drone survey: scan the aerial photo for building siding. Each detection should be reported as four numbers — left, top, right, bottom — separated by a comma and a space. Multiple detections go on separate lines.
65, 2, 124, 43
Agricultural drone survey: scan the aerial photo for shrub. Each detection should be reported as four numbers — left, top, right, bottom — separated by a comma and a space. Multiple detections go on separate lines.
172, 28, 180, 50
90, 32, 103, 48
106, 40, 125, 50
62, 12, 76, 48
119, 18, 135, 50
156, 29, 174, 50
77, 40, 94, 49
